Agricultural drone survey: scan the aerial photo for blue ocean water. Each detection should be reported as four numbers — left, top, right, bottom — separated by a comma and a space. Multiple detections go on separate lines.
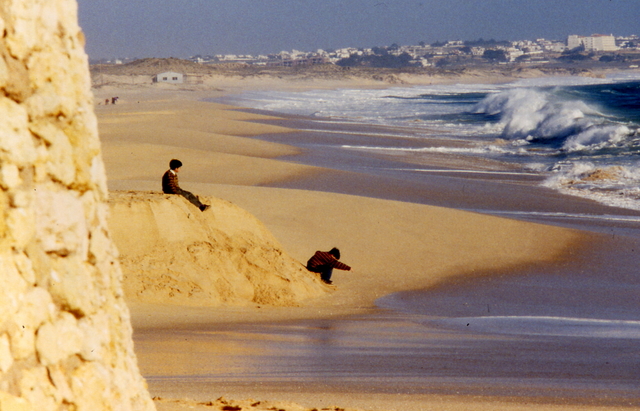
231, 73, 640, 210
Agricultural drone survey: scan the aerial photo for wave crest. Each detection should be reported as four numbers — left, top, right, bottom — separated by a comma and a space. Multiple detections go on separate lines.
473, 88, 634, 150
563, 125, 631, 151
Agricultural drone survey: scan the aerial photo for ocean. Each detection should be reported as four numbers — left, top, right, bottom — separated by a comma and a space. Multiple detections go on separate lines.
227, 72, 640, 212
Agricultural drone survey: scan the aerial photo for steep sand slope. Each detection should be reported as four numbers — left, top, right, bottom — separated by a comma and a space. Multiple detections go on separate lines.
108, 191, 328, 307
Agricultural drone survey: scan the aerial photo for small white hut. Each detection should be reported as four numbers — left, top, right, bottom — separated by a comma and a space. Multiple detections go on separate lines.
153, 71, 184, 84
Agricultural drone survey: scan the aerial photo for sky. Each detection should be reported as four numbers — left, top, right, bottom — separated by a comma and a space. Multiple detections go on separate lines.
77, 0, 640, 59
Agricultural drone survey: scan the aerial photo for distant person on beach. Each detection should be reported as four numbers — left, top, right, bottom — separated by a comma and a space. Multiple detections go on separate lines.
306, 247, 351, 285
162, 159, 210, 212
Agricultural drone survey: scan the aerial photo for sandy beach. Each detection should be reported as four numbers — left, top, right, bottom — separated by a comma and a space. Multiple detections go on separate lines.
94, 73, 640, 411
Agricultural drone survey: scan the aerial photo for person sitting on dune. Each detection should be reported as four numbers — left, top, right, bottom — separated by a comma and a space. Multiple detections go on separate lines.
162, 159, 210, 212
306, 247, 351, 285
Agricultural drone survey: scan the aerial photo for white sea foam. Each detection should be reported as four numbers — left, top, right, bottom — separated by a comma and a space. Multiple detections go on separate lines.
435, 316, 640, 339
375, 167, 538, 177
488, 210, 640, 223
553, 186, 640, 211
511, 72, 640, 87
235, 83, 503, 125
543, 162, 640, 210
562, 125, 632, 151
340, 144, 502, 155
300, 128, 420, 140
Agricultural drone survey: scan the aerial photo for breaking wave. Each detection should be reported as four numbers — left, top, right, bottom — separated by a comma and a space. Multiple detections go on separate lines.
472, 86, 638, 152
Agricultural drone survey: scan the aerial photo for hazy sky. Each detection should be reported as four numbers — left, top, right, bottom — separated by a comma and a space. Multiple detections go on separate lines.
77, 0, 640, 59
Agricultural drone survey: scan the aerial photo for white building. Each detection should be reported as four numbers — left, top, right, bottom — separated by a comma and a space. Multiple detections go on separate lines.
470, 47, 485, 56
538, 40, 566, 53
568, 34, 617, 51
506, 48, 524, 61
153, 71, 184, 84
567, 35, 584, 50
584, 34, 617, 51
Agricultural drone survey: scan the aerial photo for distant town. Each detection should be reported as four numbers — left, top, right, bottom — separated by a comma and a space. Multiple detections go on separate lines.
92, 34, 640, 70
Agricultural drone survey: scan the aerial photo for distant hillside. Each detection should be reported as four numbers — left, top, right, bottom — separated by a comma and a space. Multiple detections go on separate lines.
91, 57, 219, 75
90, 57, 606, 88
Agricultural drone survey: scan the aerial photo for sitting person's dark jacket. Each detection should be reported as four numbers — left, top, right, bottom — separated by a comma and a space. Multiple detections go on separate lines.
162, 159, 209, 212
162, 168, 181, 194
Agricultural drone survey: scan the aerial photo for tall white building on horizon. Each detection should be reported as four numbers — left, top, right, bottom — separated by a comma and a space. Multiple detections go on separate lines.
567, 34, 617, 51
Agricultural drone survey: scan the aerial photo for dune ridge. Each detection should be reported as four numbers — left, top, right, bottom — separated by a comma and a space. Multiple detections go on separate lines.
108, 191, 328, 307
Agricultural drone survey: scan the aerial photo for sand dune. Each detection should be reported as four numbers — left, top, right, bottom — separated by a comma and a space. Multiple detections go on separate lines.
108, 191, 328, 307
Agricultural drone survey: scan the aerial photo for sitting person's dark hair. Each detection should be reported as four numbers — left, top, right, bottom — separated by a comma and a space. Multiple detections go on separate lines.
169, 159, 183, 170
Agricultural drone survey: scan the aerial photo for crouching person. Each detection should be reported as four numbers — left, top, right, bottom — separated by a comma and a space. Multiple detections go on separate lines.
306, 247, 351, 285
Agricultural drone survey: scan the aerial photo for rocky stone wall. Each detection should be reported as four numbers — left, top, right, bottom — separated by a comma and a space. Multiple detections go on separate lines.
0, 1, 154, 410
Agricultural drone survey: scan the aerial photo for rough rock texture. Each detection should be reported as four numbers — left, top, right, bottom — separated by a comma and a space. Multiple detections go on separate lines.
108, 191, 327, 307
0, 1, 154, 410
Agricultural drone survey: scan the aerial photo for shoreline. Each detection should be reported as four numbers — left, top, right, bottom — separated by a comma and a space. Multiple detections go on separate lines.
94, 81, 639, 410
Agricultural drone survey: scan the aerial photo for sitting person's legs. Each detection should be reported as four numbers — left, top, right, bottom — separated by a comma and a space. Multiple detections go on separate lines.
180, 189, 205, 210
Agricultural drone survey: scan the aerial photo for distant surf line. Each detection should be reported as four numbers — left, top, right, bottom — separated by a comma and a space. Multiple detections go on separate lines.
370, 166, 539, 177
430, 315, 640, 339
299, 127, 422, 139
341, 144, 509, 155
486, 210, 640, 223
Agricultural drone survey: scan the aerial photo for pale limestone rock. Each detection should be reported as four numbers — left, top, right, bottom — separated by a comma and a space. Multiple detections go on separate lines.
6, 207, 35, 249
90, 155, 109, 196
0, 0, 155, 409
7, 322, 35, 361
35, 312, 83, 366
78, 313, 110, 362
0, 334, 12, 373
12, 251, 36, 285
29, 121, 77, 186
19, 367, 59, 411
46, 364, 74, 403
0, 164, 20, 190
0, 255, 17, 322
1, 258, 28, 316
0, 392, 32, 411
89, 224, 116, 286
35, 189, 88, 256
8, 287, 55, 362
13, 287, 55, 344
71, 363, 110, 411
0, 51, 7, 90
8, 189, 31, 209
5, 1, 60, 61
0, 98, 33, 166
50, 256, 100, 316
0, 193, 7, 242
